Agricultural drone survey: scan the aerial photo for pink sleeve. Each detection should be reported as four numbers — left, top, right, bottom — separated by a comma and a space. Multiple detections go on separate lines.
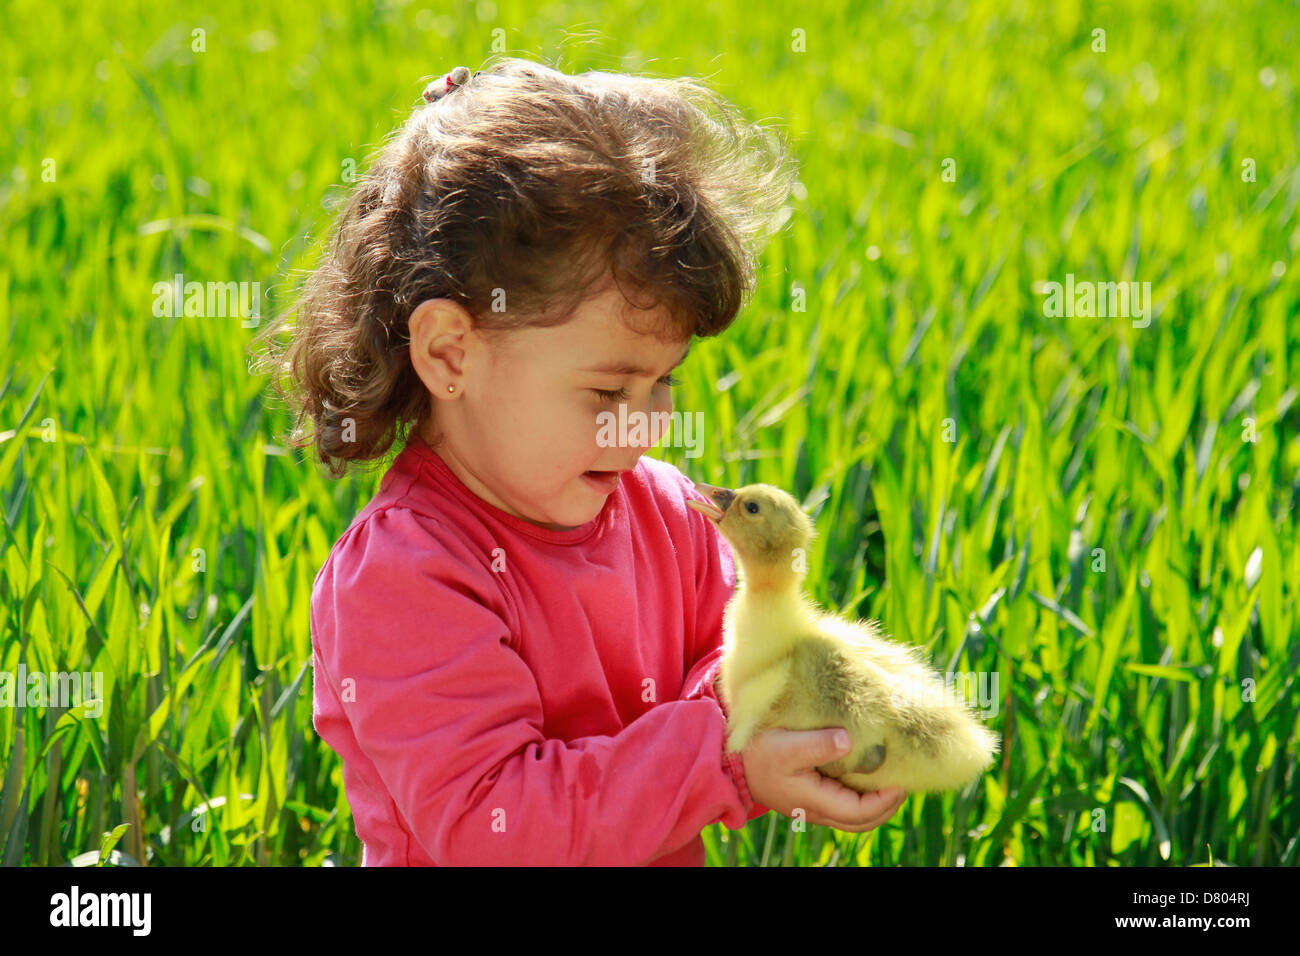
677, 487, 770, 822
312, 507, 758, 865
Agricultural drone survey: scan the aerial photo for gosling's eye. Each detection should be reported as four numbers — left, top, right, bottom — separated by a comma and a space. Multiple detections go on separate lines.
744, 501, 760, 515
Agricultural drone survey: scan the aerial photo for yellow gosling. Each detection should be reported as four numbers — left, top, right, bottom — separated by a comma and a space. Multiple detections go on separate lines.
688, 481, 1000, 794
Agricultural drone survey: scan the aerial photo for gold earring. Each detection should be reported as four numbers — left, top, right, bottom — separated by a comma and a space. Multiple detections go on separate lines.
447, 385, 456, 393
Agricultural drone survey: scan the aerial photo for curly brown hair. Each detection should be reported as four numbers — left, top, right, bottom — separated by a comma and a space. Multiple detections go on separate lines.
251, 55, 798, 478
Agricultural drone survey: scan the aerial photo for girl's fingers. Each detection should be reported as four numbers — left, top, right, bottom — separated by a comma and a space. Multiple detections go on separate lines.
812, 801, 902, 832
821, 777, 903, 813
811, 784, 906, 832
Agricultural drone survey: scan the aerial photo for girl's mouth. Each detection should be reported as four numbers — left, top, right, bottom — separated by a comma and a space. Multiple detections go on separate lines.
581, 470, 622, 493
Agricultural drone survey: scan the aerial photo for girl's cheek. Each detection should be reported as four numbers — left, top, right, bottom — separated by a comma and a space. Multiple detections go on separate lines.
589, 402, 627, 452
586, 403, 608, 443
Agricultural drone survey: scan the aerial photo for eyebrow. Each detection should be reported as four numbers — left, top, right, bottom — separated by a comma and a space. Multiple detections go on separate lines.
579, 343, 692, 377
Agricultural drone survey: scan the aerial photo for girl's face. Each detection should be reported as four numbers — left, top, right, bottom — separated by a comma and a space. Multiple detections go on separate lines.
412, 284, 691, 532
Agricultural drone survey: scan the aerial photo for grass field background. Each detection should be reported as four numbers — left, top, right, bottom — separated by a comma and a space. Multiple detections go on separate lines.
2, 0, 1297, 866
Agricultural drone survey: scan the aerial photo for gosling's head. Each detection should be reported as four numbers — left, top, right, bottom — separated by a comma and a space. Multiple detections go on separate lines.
686, 481, 817, 587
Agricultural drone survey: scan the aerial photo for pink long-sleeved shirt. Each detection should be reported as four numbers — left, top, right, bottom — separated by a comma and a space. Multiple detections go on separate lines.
309, 431, 769, 865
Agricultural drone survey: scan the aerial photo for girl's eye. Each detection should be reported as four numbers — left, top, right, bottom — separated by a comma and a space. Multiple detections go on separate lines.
593, 374, 680, 403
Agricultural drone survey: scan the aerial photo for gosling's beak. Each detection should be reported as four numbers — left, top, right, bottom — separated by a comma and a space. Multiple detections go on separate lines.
686, 481, 735, 523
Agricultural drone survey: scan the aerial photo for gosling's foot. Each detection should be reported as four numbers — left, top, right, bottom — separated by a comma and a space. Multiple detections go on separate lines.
854, 743, 887, 774
818, 742, 887, 779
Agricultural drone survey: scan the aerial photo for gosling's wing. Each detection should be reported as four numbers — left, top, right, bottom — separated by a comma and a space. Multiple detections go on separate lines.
786, 633, 894, 724
814, 613, 933, 683
786, 635, 893, 776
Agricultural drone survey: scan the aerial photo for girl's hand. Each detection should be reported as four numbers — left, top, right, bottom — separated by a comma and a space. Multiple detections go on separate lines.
740, 727, 906, 832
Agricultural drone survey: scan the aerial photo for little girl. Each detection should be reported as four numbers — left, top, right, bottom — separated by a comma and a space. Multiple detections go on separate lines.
259, 56, 904, 865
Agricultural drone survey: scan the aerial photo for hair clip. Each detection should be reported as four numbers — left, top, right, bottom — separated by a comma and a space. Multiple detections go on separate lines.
422, 66, 478, 103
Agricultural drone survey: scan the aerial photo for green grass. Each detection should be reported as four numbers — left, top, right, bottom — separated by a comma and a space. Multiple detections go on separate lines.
2, 0, 1297, 866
